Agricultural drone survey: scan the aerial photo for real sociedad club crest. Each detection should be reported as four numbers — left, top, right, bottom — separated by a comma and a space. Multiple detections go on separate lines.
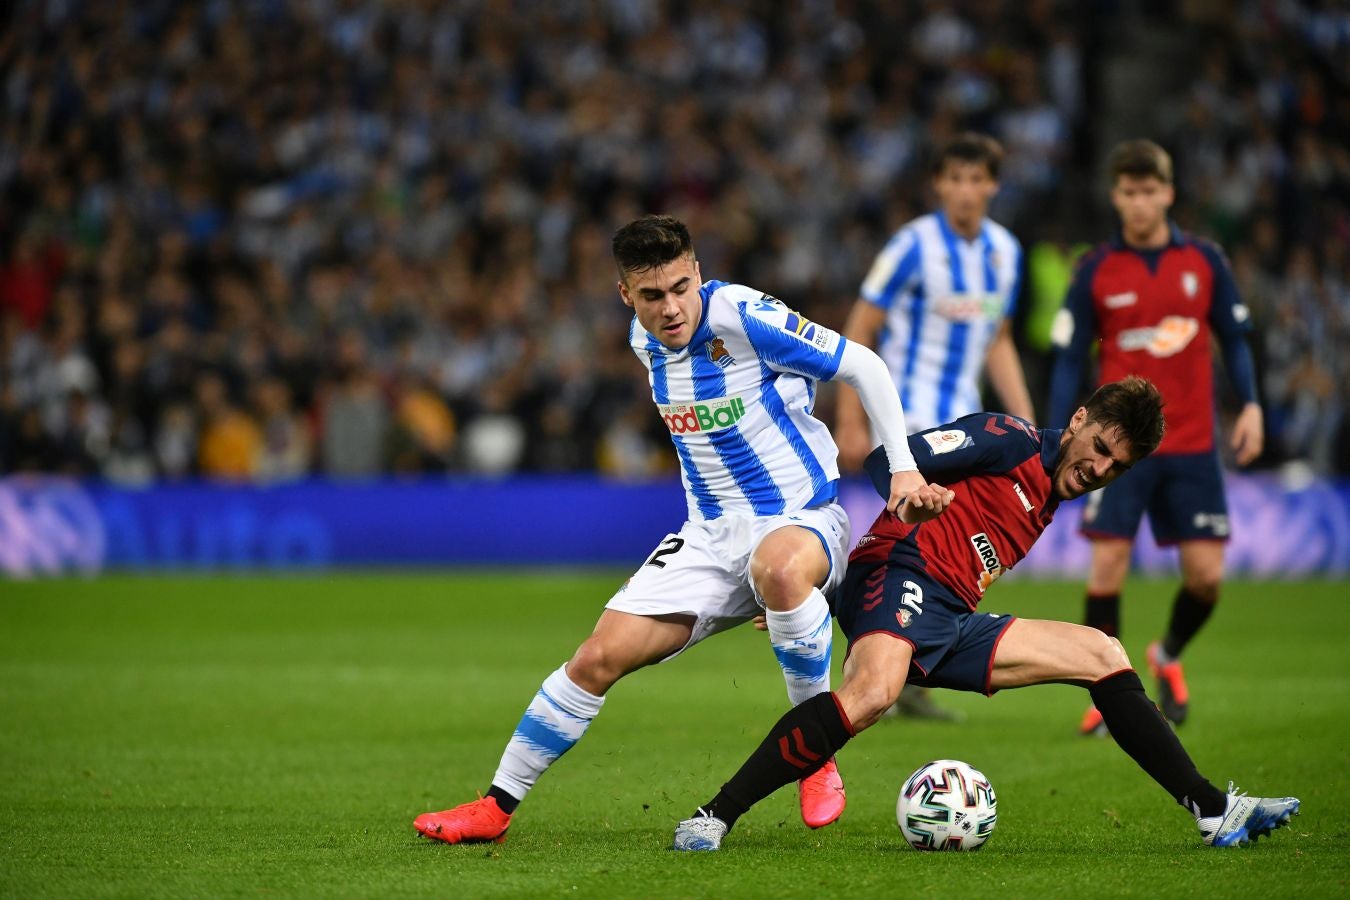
707, 338, 735, 369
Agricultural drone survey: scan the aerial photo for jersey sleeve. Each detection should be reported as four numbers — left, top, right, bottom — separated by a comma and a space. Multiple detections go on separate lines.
734, 291, 847, 381
863, 413, 1036, 496
859, 227, 921, 310
1047, 248, 1103, 427
1197, 240, 1259, 405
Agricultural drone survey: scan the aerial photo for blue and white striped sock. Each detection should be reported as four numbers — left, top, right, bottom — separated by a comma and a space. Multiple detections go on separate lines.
491, 665, 604, 803
766, 587, 833, 706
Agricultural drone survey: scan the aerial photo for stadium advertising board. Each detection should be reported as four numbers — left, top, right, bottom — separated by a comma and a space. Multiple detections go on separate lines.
0, 475, 1347, 577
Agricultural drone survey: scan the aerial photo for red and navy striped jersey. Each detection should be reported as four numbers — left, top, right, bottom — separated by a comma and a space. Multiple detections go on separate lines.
857, 413, 1064, 610
1048, 224, 1257, 456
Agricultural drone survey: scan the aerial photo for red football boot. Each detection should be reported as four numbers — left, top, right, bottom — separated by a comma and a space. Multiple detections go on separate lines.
414, 796, 512, 845
1148, 641, 1190, 726
798, 758, 846, 829
1078, 704, 1108, 736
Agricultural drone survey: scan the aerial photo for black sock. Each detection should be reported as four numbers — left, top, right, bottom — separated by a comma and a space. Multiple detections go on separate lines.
1084, 592, 1121, 637
696, 692, 855, 830
486, 785, 521, 814
1162, 587, 1216, 659
1089, 670, 1226, 818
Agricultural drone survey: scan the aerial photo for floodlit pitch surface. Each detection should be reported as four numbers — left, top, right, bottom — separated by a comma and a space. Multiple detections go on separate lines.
2, 574, 1345, 898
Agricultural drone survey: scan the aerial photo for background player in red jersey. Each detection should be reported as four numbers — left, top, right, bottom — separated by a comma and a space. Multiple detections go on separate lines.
669, 377, 1298, 852
1047, 140, 1264, 734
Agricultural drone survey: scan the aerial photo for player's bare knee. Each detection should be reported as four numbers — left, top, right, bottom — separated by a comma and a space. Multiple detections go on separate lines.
753, 559, 812, 611
1088, 632, 1131, 679
566, 639, 624, 694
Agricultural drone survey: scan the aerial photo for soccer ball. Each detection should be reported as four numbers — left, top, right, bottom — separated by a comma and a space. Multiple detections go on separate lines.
896, 759, 997, 851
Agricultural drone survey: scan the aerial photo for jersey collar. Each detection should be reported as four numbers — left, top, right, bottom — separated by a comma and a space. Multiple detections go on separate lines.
1110, 221, 1186, 252
684, 280, 717, 349
1039, 427, 1065, 473
935, 209, 988, 246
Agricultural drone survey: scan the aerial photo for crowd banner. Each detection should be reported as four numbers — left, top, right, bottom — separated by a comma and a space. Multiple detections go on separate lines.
1, 474, 1347, 578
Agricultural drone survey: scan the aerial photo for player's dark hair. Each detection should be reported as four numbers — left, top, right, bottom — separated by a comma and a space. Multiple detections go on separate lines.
1108, 139, 1173, 185
1083, 376, 1166, 460
612, 215, 694, 278
931, 132, 1003, 179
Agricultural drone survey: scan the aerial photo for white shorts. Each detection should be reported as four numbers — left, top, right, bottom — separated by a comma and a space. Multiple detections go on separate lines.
605, 502, 851, 661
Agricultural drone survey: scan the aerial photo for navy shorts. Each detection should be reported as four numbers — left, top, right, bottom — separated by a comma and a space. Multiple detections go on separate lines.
1080, 451, 1230, 545
834, 560, 1016, 696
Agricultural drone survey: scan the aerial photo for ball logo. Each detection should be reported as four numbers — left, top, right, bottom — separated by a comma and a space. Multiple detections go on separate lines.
658, 396, 748, 435
969, 532, 1006, 594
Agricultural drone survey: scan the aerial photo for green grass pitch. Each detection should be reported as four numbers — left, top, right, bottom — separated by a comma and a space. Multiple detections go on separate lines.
2, 574, 1347, 898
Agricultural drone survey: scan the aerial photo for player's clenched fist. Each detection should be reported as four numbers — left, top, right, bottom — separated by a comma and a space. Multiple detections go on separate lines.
895, 482, 955, 524
885, 470, 926, 517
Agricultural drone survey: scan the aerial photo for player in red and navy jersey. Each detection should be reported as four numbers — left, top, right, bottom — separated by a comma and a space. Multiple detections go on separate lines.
670, 377, 1299, 852
1047, 140, 1264, 734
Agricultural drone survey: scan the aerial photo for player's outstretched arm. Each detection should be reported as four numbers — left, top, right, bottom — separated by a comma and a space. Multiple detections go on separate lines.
833, 340, 918, 477
835, 300, 889, 470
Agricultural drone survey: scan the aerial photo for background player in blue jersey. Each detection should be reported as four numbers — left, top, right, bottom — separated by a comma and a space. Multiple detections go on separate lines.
671, 376, 1298, 852
415, 215, 939, 844
835, 132, 1035, 720
1048, 140, 1265, 735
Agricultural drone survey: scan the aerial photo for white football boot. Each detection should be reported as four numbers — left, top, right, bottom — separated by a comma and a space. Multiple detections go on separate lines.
672, 809, 729, 852
1197, 783, 1300, 848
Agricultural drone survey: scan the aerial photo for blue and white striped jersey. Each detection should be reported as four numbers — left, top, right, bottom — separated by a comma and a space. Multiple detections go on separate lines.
860, 212, 1022, 432
631, 280, 846, 522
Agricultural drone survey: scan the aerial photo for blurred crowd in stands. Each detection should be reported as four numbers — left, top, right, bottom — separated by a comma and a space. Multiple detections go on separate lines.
1, 0, 1347, 482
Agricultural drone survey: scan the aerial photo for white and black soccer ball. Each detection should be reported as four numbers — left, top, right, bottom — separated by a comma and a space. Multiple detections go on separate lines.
896, 759, 997, 851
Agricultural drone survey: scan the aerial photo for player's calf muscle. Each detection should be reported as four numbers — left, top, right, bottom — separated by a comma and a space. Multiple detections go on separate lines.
837, 679, 899, 731
837, 638, 910, 729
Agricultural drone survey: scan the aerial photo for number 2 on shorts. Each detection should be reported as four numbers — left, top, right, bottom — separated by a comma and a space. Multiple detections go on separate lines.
645, 537, 686, 569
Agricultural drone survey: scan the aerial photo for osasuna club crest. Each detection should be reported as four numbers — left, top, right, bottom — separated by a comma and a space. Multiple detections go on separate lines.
1181, 271, 1199, 298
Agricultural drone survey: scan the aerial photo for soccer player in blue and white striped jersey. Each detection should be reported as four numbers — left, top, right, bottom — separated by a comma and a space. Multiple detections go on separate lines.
836, 133, 1034, 467
835, 133, 1035, 720
415, 215, 937, 846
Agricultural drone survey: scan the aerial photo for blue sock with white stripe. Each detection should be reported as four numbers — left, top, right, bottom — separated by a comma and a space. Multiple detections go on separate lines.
490, 665, 604, 806
765, 588, 833, 705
